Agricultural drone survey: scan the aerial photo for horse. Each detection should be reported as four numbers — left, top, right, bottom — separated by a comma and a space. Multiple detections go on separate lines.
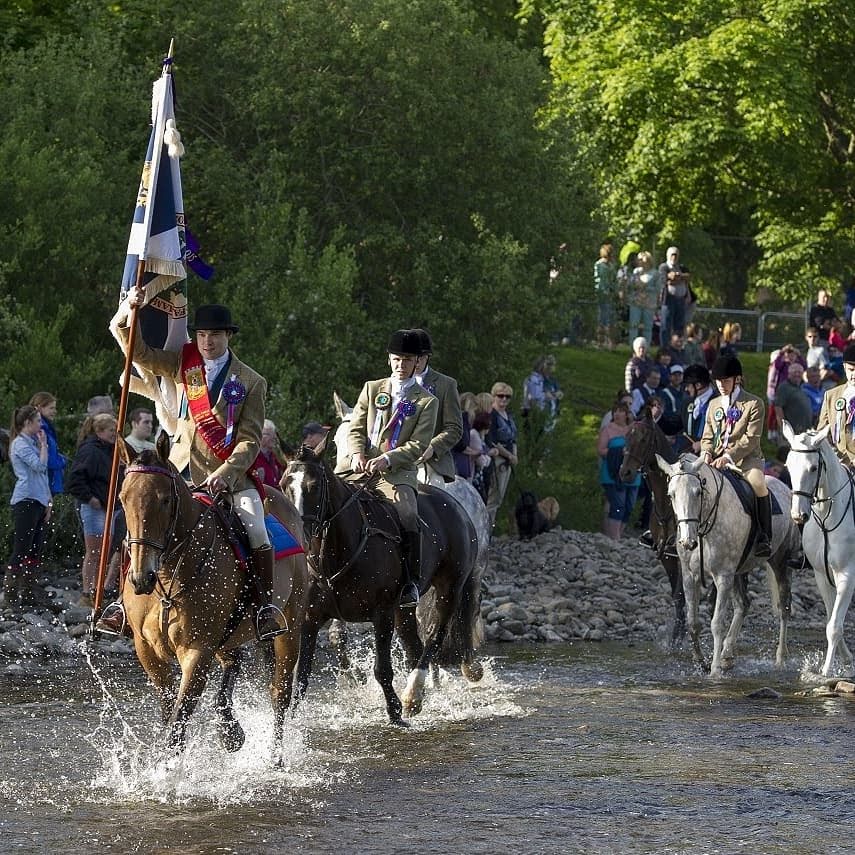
782, 420, 855, 676
330, 391, 489, 676
116, 432, 309, 754
655, 452, 801, 676
619, 414, 687, 645
283, 439, 482, 724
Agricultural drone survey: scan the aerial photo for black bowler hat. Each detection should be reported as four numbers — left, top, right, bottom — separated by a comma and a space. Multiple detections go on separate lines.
710, 355, 743, 380
412, 328, 433, 355
387, 329, 422, 356
189, 304, 239, 333
843, 343, 855, 364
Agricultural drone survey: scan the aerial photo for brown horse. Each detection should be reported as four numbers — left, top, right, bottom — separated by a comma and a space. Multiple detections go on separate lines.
283, 440, 482, 725
116, 433, 308, 754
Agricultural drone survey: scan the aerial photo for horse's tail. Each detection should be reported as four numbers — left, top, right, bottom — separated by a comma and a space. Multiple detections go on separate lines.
434, 555, 485, 671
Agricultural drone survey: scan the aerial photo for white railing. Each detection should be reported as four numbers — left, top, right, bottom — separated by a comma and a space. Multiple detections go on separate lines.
692, 307, 808, 352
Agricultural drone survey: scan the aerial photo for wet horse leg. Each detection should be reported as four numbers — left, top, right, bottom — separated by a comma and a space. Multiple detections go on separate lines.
166, 646, 216, 751
269, 626, 301, 754
214, 649, 245, 753
373, 610, 406, 726
663, 553, 686, 646
821, 573, 855, 676
768, 561, 792, 666
720, 573, 750, 671
133, 637, 176, 725
681, 562, 705, 668
395, 608, 424, 673
295, 619, 320, 706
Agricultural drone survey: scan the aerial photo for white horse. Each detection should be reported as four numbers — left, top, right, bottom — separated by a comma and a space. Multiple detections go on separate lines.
656, 453, 801, 676
783, 420, 855, 676
331, 392, 489, 679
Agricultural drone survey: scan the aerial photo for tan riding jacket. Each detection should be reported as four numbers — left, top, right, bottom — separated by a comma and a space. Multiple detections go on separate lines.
817, 383, 855, 464
418, 366, 463, 482
700, 387, 764, 472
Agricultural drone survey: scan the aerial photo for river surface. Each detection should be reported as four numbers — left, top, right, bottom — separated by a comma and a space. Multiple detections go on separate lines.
2, 635, 854, 854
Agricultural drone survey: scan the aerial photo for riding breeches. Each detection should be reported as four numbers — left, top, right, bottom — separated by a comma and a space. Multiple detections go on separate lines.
742, 466, 768, 497
373, 480, 419, 533
417, 464, 444, 488
233, 488, 271, 549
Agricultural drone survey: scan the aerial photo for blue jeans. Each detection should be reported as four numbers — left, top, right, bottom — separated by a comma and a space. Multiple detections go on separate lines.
602, 483, 639, 523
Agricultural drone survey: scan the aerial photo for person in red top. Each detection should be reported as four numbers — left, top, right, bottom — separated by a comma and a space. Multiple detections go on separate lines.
254, 419, 287, 489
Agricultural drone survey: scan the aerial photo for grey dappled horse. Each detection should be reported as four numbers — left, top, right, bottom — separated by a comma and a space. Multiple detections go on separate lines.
783, 420, 855, 676
656, 453, 801, 676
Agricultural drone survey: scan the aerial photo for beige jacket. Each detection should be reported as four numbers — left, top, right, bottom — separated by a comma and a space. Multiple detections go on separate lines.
418, 366, 463, 482
817, 383, 855, 463
701, 387, 764, 471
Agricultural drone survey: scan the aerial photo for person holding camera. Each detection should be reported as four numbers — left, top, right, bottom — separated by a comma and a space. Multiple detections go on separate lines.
658, 246, 692, 344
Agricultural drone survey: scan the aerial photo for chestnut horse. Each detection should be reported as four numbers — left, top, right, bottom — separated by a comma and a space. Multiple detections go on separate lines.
283, 440, 482, 724
116, 433, 308, 754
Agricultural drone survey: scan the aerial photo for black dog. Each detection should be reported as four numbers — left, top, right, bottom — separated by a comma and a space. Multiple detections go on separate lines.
515, 491, 550, 540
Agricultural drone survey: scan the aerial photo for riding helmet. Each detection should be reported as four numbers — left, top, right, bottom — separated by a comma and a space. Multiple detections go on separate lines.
843, 343, 855, 364
411, 328, 433, 356
710, 355, 743, 380
682, 364, 710, 386
387, 329, 422, 356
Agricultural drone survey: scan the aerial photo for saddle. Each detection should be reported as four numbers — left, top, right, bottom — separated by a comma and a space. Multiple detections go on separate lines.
720, 469, 781, 566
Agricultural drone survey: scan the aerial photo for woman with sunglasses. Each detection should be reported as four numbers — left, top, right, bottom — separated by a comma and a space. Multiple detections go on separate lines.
485, 382, 518, 528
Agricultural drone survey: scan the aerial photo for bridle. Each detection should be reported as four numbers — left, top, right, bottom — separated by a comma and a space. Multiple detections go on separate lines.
123, 462, 183, 558
668, 464, 723, 538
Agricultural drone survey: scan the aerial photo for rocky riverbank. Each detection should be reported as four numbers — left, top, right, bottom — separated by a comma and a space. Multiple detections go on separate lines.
0, 527, 834, 675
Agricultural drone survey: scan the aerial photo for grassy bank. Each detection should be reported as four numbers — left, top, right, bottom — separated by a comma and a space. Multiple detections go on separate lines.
509, 345, 773, 534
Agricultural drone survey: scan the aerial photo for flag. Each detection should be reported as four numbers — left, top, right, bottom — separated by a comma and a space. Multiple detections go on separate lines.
120, 49, 212, 352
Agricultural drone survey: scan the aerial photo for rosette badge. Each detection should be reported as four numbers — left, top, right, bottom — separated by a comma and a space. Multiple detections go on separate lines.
375, 392, 391, 410
222, 375, 247, 446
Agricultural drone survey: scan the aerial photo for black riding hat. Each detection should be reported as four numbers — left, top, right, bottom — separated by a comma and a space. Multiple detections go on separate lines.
387, 329, 422, 356
710, 355, 742, 380
682, 364, 711, 385
189, 304, 239, 333
843, 343, 855, 364
659, 412, 685, 437
412, 328, 433, 355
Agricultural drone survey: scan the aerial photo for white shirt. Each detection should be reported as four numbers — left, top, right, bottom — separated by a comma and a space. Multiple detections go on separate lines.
203, 352, 230, 391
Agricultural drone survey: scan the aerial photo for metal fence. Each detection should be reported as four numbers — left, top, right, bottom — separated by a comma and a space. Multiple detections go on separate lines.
692, 307, 808, 352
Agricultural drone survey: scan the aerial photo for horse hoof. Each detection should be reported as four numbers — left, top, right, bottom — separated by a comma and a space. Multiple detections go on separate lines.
390, 716, 411, 729
462, 661, 484, 682
218, 719, 245, 753
721, 656, 736, 672
403, 697, 423, 717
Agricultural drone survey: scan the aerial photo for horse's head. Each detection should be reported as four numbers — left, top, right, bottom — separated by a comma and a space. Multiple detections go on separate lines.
782, 420, 830, 524
118, 432, 182, 595
620, 415, 655, 482
657, 452, 704, 551
282, 442, 330, 542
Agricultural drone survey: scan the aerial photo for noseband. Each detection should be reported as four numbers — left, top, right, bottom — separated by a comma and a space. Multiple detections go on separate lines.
124, 462, 182, 557
786, 445, 825, 504
668, 466, 722, 535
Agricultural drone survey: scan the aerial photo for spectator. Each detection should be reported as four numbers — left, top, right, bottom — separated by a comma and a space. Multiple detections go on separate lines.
809, 288, 838, 345
601, 390, 634, 430
631, 367, 664, 417
829, 316, 847, 351
470, 410, 493, 502
541, 355, 563, 419
661, 365, 685, 416
594, 242, 619, 350
765, 447, 792, 488
774, 362, 813, 444
702, 328, 722, 370
665, 332, 686, 365
4, 405, 52, 611
86, 395, 114, 417
255, 419, 287, 489
455, 393, 489, 481
633, 396, 664, 538
624, 337, 653, 393
680, 364, 715, 453
719, 322, 742, 358
66, 413, 122, 608
474, 392, 494, 416
803, 327, 831, 382
660, 411, 692, 456
766, 344, 806, 441
597, 401, 639, 541
28, 391, 67, 496
485, 382, 519, 528
522, 357, 547, 416
628, 251, 660, 345
653, 347, 673, 388
124, 407, 156, 455
682, 323, 704, 368
802, 365, 825, 425
658, 245, 692, 342
301, 421, 328, 450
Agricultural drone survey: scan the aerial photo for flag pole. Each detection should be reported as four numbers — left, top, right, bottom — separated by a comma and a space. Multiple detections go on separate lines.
91, 42, 175, 629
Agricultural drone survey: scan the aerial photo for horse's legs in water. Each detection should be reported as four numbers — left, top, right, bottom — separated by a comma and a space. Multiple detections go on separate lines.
681, 559, 705, 668
402, 583, 456, 717
214, 649, 245, 753
373, 610, 406, 726
166, 646, 216, 750
820, 571, 855, 676
719, 573, 750, 672
133, 638, 176, 725
395, 607, 424, 672
269, 626, 300, 751
295, 619, 321, 705
767, 560, 792, 666
663, 553, 686, 646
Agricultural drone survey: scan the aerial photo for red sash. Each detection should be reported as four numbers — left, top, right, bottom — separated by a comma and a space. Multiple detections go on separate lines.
181, 342, 235, 462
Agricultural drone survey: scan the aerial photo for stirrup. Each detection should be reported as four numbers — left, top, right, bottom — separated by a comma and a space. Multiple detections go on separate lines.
94, 602, 127, 638
256, 604, 289, 641
399, 582, 420, 609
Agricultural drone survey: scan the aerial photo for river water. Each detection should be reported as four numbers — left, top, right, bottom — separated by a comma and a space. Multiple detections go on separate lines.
2, 635, 854, 854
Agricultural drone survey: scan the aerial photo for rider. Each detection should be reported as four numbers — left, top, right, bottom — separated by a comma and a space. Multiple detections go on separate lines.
680, 363, 715, 453
817, 342, 855, 468
336, 329, 438, 608
700, 354, 772, 558
411, 328, 463, 487
98, 287, 287, 640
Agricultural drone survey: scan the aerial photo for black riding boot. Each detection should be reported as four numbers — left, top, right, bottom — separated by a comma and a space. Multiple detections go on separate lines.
755, 494, 772, 558
252, 545, 288, 641
399, 531, 421, 609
